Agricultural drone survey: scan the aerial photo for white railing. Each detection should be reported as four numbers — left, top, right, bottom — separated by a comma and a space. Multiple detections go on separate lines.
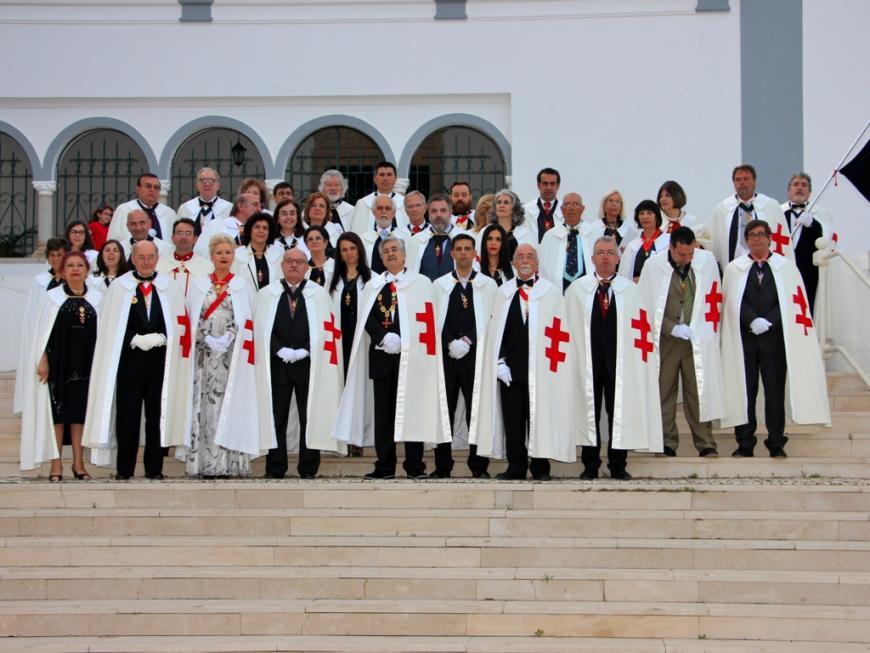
814, 239, 870, 389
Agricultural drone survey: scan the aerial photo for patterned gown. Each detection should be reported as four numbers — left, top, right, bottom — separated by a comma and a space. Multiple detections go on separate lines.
185, 288, 250, 477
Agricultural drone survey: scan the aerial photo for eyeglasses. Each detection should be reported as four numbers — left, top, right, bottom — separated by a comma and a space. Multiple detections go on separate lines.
69, 229, 86, 235
747, 231, 769, 239
198, 178, 218, 185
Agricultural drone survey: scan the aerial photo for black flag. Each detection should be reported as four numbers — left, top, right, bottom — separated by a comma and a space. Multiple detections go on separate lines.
840, 138, 870, 204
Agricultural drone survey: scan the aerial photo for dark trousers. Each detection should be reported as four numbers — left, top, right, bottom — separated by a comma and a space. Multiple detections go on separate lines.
581, 372, 628, 475
499, 380, 550, 479
435, 358, 489, 477
267, 381, 320, 477
115, 364, 165, 477
735, 348, 788, 452
373, 371, 425, 477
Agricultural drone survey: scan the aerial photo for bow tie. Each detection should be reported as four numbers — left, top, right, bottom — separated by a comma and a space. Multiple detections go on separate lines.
174, 251, 193, 262
790, 203, 806, 210
517, 278, 534, 287
199, 198, 214, 208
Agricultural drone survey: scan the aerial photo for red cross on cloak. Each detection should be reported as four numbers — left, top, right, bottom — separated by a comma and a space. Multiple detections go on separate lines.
415, 301, 436, 356
177, 313, 191, 359
793, 286, 814, 335
242, 319, 255, 364
704, 280, 723, 333
543, 316, 570, 372
323, 313, 342, 365
770, 223, 791, 255
631, 308, 654, 362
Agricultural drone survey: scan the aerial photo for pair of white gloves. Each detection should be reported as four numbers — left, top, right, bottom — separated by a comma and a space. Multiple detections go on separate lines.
129, 333, 167, 351
749, 317, 774, 335
205, 332, 235, 354
670, 324, 693, 340
376, 332, 402, 355
447, 338, 472, 360
276, 348, 309, 364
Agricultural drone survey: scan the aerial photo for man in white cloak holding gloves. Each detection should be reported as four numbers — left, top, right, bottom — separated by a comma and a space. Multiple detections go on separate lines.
334, 234, 447, 478
720, 219, 830, 457
83, 241, 192, 479
254, 247, 347, 478
566, 236, 663, 480
475, 244, 576, 480
637, 227, 724, 457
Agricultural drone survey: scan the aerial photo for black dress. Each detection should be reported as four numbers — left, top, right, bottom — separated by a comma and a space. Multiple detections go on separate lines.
46, 285, 97, 424
339, 277, 359, 379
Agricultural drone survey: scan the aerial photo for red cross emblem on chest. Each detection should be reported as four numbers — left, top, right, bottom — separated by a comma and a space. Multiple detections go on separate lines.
543, 316, 570, 372
415, 301, 436, 356
631, 308, 654, 363
323, 313, 342, 365
793, 286, 813, 335
770, 223, 791, 255
704, 280, 723, 333
177, 313, 191, 359
242, 319, 255, 364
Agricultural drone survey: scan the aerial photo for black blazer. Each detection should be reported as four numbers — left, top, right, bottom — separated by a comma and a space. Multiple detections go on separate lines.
119, 284, 167, 375
739, 261, 784, 353
270, 282, 311, 384
498, 292, 529, 384
365, 283, 401, 380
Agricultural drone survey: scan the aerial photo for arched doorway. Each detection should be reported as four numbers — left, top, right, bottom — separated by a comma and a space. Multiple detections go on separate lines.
0, 132, 36, 256
408, 126, 506, 200
55, 129, 148, 233
286, 126, 384, 205
170, 128, 266, 208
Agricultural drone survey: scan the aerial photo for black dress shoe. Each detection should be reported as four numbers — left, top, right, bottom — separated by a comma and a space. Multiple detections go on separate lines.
579, 470, 598, 480
472, 471, 491, 479
429, 470, 451, 479
532, 474, 551, 482
364, 471, 395, 479
299, 472, 316, 479
731, 448, 754, 458
662, 446, 677, 457
146, 473, 164, 481
113, 473, 131, 481
610, 470, 632, 480
264, 472, 285, 479
495, 472, 526, 480
699, 448, 718, 458
769, 448, 788, 458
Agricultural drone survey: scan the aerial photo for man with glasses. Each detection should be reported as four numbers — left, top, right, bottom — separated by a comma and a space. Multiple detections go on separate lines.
109, 173, 178, 243
177, 167, 233, 235
720, 220, 829, 458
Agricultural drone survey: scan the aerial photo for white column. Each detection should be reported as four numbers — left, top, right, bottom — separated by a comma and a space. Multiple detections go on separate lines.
31, 181, 57, 257
159, 179, 171, 206
395, 178, 410, 195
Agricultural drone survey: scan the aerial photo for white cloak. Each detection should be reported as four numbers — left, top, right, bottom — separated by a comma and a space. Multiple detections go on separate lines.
618, 231, 672, 280
14, 271, 54, 415
662, 211, 712, 249
361, 230, 415, 273
588, 219, 638, 253
348, 192, 408, 235
333, 270, 446, 446
433, 272, 499, 449
779, 201, 836, 250
19, 285, 104, 470
233, 243, 283, 290
538, 222, 596, 289
177, 196, 233, 224
451, 210, 476, 231
195, 217, 243, 259
156, 252, 212, 297
522, 198, 564, 242
719, 254, 830, 428
710, 193, 793, 269
475, 277, 577, 462
82, 271, 193, 462
108, 199, 178, 243
565, 275, 664, 452
254, 280, 347, 454
637, 249, 725, 422
183, 274, 265, 457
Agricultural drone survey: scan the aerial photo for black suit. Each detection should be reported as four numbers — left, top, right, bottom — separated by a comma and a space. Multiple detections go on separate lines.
266, 280, 319, 477
735, 261, 788, 453
365, 282, 424, 477
498, 285, 549, 479
116, 283, 168, 478
785, 209, 823, 315
437, 274, 489, 477
581, 284, 628, 476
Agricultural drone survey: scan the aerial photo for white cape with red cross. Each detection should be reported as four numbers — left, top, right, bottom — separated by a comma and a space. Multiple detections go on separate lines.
719, 253, 830, 428
565, 274, 664, 453
710, 192, 795, 270
475, 277, 578, 462
637, 248, 726, 423
82, 271, 192, 464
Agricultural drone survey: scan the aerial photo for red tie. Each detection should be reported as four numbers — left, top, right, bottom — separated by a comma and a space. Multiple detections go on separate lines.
140, 282, 153, 297
411, 225, 422, 234
543, 201, 552, 212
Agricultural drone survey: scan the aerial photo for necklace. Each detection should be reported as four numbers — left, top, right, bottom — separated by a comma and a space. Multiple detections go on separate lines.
377, 283, 398, 329
210, 271, 234, 292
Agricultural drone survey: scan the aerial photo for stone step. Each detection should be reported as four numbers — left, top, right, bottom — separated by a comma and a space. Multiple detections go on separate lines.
1, 598, 868, 642
0, 635, 866, 653
1, 564, 868, 605
828, 372, 870, 394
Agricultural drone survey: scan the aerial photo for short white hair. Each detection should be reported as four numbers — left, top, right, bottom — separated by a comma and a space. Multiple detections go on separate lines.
318, 169, 348, 196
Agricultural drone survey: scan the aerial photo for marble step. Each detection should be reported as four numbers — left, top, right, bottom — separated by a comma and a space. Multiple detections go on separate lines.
1, 598, 868, 642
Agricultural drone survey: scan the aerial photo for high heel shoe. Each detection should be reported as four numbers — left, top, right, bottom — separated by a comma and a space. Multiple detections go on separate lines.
49, 463, 63, 482
72, 469, 91, 481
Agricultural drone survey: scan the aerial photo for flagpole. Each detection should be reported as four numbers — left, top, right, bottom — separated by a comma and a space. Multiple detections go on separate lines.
807, 120, 870, 213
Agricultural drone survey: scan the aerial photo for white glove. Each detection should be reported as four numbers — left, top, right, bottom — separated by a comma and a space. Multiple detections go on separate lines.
448, 339, 471, 360
671, 324, 693, 340
380, 332, 402, 355
288, 348, 309, 363
130, 334, 149, 351
217, 332, 235, 349
749, 317, 773, 335
204, 335, 222, 352
276, 347, 294, 363
144, 333, 167, 349
497, 360, 512, 387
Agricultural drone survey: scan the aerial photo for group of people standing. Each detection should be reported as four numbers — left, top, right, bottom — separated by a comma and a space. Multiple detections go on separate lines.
16, 161, 833, 481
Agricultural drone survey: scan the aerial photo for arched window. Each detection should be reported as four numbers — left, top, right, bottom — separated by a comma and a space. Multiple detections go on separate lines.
170, 128, 266, 208
0, 133, 36, 255
409, 126, 506, 200
55, 129, 148, 233
286, 127, 384, 205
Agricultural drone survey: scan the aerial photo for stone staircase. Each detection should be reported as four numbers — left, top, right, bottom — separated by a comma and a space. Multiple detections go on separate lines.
0, 371, 869, 652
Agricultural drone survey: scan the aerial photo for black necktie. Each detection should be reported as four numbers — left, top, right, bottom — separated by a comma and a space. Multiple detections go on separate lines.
566, 228, 579, 277
739, 202, 754, 214
138, 201, 163, 240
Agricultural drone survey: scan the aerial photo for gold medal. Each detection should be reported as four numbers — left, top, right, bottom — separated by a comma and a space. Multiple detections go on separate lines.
131, 297, 138, 304
78, 305, 86, 325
